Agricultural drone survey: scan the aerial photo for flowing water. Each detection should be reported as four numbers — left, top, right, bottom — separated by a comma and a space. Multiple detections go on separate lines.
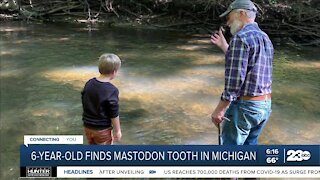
0, 22, 319, 179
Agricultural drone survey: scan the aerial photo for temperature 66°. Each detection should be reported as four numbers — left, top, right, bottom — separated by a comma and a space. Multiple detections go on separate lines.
266, 157, 278, 164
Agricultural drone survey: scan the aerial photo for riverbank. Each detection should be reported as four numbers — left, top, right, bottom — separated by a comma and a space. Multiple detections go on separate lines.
1, 0, 319, 46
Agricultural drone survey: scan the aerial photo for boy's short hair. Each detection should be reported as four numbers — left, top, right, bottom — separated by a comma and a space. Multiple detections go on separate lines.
98, 53, 121, 75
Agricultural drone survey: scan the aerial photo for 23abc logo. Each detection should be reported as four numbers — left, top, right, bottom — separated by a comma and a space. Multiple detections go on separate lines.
286, 150, 311, 162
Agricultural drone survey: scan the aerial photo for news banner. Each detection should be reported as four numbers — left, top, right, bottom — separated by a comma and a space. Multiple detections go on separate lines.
21, 135, 320, 178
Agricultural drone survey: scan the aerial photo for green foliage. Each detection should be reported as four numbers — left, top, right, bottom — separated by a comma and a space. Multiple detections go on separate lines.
0, 0, 19, 11
269, 0, 277, 4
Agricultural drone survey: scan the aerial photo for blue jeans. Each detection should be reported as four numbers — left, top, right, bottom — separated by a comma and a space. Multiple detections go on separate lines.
221, 99, 272, 145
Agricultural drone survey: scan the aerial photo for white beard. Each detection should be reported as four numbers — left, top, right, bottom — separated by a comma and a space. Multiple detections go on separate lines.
230, 19, 243, 35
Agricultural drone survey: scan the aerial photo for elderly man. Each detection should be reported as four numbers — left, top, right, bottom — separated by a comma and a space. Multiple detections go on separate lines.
211, 0, 274, 145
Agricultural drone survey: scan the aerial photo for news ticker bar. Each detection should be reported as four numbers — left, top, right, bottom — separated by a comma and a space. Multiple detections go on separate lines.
20, 145, 320, 166
20, 166, 320, 178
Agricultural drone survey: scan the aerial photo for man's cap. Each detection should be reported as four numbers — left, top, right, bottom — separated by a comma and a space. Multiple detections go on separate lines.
219, 0, 258, 18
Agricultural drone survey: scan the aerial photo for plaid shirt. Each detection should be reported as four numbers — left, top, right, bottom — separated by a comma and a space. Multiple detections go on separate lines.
221, 23, 274, 101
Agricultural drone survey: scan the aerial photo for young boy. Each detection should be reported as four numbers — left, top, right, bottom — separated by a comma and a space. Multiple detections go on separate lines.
81, 53, 122, 144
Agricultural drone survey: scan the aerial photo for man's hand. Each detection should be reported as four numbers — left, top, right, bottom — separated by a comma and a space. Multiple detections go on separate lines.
211, 100, 230, 128
211, 108, 225, 128
210, 27, 229, 54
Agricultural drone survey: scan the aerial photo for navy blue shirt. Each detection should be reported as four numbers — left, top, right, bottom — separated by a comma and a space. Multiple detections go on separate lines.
81, 78, 119, 130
